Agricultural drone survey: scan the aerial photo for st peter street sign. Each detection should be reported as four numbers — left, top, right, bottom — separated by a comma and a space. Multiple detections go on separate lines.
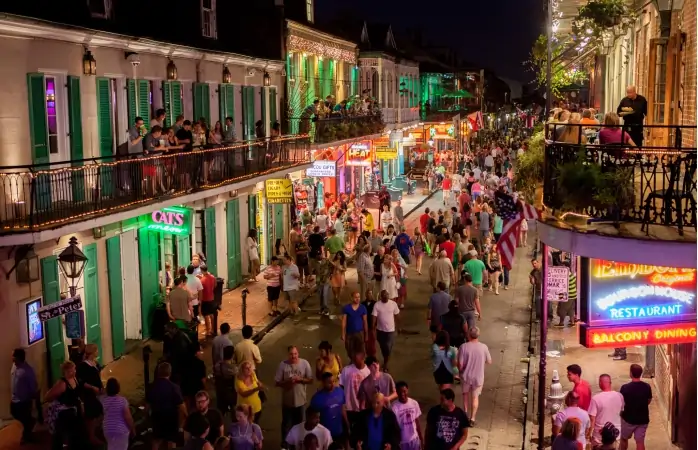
38, 295, 82, 322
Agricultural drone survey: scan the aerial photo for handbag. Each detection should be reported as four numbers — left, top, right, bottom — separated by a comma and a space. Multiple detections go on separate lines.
424, 241, 432, 257
254, 373, 267, 403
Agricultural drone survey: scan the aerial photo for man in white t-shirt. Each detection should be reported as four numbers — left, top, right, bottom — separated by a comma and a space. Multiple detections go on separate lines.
315, 211, 330, 236
391, 381, 423, 450
553, 391, 591, 447
339, 352, 370, 447
372, 290, 400, 371
282, 254, 301, 315
588, 374, 624, 446
285, 406, 333, 450
186, 265, 203, 322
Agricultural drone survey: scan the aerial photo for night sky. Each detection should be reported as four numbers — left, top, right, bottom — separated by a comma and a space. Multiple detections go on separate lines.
316, 0, 544, 82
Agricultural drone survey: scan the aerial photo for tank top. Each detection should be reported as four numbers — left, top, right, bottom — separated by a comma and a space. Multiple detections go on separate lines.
58, 377, 82, 408
317, 354, 341, 388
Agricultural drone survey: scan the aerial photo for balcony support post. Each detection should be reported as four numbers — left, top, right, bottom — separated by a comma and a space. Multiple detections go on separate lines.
545, 0, 553, 115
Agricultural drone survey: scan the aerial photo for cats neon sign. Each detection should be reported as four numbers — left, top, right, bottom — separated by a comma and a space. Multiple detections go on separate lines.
145, 207, 192, 236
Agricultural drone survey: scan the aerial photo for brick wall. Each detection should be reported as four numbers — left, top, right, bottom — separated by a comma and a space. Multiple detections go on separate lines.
681, 0, 696, 147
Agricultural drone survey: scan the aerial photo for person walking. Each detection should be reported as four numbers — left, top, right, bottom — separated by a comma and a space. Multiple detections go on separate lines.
198, 265, 217, 336
315, 252, 333, 315
213, 346, 238, 418
552, 392, 591, 448
234, 325, 263, 370
619, 364, 652, 450
427, 281, 451, 331
354, 393, 402, 450
285, 406, 333, 450
184, 391, 224, 445
145, 362, 186, 450
393, 200, 405, 228
412, 228, 426, 275
77, 344, 104, 446
315, 341, 343, 388
425, 389, 470, 450
431, 331, 458, 391
454, 273, 481, 333
484, 244, 502, 295
247, 229, 261, 281
330, 250, 347, 304
429, 250, 455, 293
391, 381, 424, 450
463, 253, 487, 297
310, 372, 349, 449
440, 300, 467, 350
357, 356, 397, 408
566, 364, 592, 411
356, 247, 374, 303
589, 375, 624, 447
275, 346, 314, 447
372, 290, 401, 372
457, 327, 492, 426
338, 351, 370, 448
552, 418, 585, 450
379, 254, 399, 301
10, 348, 38, 444
211, 323, 233, 367
341, 291, 368, 360
282, 254, 301, 315
100, 378, 135, 450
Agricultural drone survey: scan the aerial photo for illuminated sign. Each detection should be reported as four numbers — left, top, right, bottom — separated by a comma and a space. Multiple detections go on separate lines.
346, 142, 372, 166
306, 160, 337, 177
26, 298, 44, 345
256, 191, 265, 263
375, 146, 398, 160
265, 179, 293, 204
580, 322, 697, 348
585, 258, 697, 326
145, 207, 192, 236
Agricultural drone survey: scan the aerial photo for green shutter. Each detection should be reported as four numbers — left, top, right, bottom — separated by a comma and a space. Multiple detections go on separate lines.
204, 207, 218, 276
248, 194, 257, 231
68, 76, 85, 202
219, 84, 235, 124
163, 81, 183, 127
269, 87, 278, 127
226, 199, 241, 288
127, 79, 137, 126
96, 78, 113, 157
83, 243, 102, 363
106, 236, 125, 358
137, 79, 151, 128
41, 256, 64, 385
242, 86, 255, 140
260, 88, 267, 135
138, 228, 160, 338
177, 234, 191, 270
27, 73, 48, 165
193, 83, 211, 126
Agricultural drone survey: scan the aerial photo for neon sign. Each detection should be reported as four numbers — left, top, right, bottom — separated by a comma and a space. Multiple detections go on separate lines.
346, 142, 372, 166
145, 207, 192, 236
584, 258, 697, 326
580, 322, 697, 348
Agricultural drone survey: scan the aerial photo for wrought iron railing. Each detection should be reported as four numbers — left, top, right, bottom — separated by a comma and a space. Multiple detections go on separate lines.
288, 113, 385, 144
543, 123, 697, 235
0, 135, 310, 234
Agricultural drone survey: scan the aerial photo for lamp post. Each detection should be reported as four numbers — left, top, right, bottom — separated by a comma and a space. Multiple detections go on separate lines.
58, 236, 88, 297
545, 0, 553, 116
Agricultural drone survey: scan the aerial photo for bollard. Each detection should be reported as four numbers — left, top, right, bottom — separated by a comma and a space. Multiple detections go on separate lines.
241, 288, 249, 327
143, 345, 152, 394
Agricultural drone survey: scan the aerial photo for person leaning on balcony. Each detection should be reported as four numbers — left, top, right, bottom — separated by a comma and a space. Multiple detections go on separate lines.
557, 115, 587, 145
223, 116, 237, 142
151, 108, 166, 128
616, 85, 647, 147
127, 116, 146, 154
598, 112, 636, 147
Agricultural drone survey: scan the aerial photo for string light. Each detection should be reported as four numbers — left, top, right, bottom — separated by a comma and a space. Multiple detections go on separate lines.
289, 35, 356, 64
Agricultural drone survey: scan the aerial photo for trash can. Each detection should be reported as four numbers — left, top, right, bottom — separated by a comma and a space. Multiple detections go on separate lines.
212, 277, 225, 335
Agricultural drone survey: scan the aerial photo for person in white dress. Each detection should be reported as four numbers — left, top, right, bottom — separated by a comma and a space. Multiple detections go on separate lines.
247, 229, 261, 281
379, 254, 399, 301
380, 204, 393, 231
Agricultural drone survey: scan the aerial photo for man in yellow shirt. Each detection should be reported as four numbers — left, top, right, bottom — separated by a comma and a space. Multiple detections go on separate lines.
234, 325, 263, 369
362, 209, 375, 233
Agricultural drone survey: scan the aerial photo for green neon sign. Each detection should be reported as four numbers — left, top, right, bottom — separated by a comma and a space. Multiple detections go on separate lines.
144, 206, 192, 236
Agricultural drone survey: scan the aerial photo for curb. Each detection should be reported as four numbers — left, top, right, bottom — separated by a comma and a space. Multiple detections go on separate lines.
251, 189, 441, 344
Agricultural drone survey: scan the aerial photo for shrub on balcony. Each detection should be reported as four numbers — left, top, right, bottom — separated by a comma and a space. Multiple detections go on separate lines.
514, 130, 545, 204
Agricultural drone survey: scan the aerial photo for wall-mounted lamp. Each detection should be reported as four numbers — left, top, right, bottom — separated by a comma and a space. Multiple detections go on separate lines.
82, 48, 97, 76
222, 65, 232, 84
263, 71, 271, 87
166, 59, 178, 81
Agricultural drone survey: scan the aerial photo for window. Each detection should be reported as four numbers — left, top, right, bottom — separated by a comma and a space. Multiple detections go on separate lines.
45, 77, 59, 155
87, 0, 112, 19
306, 0, 314, 22
201, 0, 217, 39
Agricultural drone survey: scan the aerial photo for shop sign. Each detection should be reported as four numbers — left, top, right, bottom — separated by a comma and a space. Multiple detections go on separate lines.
145, 206, 192, 236
346, 142, 372, 166
580, 322, 697, 348
265, 179, 293, 204
375, 146, 398, 160
306, 160, 337, 177
547, 266, 569, 302
38, 295, 82, 322
256, 191, 265, 263
585, 258, 697, 326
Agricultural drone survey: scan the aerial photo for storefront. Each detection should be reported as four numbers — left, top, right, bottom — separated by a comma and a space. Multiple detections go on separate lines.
344, 141, 374, 197
579, 257, 697, 437
375, 143, 398, 184
263, 178, 292, 263
306, 149, 340, 208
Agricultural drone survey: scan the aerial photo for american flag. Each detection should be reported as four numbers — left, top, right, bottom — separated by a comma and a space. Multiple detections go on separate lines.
495, 191, 540, 268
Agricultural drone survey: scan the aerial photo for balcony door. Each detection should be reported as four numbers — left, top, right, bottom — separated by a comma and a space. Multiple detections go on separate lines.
646, 35, 684, 148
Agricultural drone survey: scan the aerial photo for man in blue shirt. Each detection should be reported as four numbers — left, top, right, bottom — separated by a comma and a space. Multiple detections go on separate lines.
394, 226, 413, 264
11, 348, 37, 443
310, 372, 348, 445
341, 291, 368, 360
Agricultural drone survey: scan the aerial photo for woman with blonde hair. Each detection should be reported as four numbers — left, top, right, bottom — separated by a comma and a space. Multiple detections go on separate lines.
235, 361, 264, 424
485, 243, 503, 295
413, 227, 426, 274
598, 112, 636, 146
552, 417, 584, 450
558, 115, 587, 145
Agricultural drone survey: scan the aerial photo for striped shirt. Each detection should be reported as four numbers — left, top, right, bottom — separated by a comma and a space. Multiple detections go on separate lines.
101, 395, 130, 437
568, 273, 577, 301
265, 265, 282, 287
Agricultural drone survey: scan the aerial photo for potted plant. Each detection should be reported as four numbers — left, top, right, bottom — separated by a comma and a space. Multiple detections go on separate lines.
572, 0, 628, 39
554, 150, 604, 224
594, 167, 634, 228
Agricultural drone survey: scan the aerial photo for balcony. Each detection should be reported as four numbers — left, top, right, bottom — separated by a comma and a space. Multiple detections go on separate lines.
0, 135, 310, 234
290, 113, 385, 145
542, 123, 696, 239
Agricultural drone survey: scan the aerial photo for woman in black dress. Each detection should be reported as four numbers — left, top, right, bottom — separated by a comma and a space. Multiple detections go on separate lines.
77, 344, 104, 445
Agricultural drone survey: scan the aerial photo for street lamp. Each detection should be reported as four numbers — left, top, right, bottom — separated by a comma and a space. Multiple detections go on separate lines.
82, 48, 97, 76
58, 236, 88, 297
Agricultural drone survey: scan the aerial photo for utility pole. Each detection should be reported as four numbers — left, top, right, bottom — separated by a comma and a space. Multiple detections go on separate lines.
545, 0, 553, 116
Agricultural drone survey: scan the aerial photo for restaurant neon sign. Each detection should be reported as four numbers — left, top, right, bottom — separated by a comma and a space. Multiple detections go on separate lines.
145, 206, 192, 236
580, 322, 697, 348
593, 260, 696, 286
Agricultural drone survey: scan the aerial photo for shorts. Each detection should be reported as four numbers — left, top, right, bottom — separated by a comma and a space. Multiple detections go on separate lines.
282, 289, 300, 304
461, 382, 483, 396
461, 310, 477, 331
433, 362, 454, 385
298, 265, 309, 279
473, 284, 483, 297
267, 285, 281, 301
151, 412, 180, 443
201, 301, 216, 316
620, 419, 647, 442
376, 330, 396, 357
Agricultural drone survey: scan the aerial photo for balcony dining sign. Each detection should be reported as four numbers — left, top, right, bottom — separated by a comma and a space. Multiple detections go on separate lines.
145, 206, 193, 236
579, 257, 698, 348
265, 179, 293, 204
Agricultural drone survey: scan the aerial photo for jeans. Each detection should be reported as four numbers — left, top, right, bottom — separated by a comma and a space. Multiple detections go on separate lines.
10, 401, 34, 440
535, 295, 553, 321
502, 266, 510, 286
319, 283, 331, 311
358, 273, 370, 302
281, 405, 304, 446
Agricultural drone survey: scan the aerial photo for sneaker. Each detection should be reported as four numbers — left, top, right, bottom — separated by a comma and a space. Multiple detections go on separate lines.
613, 354, 627, 361
504, 286, 509, 290
553, 322, 565, 328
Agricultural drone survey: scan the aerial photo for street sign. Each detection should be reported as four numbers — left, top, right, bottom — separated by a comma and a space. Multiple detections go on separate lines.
38, 295, 82, 322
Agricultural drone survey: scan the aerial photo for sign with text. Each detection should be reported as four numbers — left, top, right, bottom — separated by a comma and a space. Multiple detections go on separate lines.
580, 322, 697, 348
38, 295, 82, 322
346, 142, 372, 166
375, 146, 398, 160
584, 258, 697, 326
547, 266, 570, 302
145, 206, 192, 236
265, 179, 293, 204
306, 160, 337, 177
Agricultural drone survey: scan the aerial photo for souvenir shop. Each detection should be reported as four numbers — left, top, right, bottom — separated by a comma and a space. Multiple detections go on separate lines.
343, 140, 376, 197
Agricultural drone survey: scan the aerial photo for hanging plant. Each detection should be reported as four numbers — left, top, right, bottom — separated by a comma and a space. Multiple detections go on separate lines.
572, 0, 629, 40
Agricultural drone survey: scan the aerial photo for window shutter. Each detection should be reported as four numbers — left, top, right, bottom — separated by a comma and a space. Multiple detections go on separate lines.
67, 76, 84, 162
269, 87, 278, 127
219, 84, 234, 125
193, 83, 211, 126
41, 256, 64, 384
106, 235, 125, 358
127, 79, 137, 126
96, 78, 113, 157
137, 228, 161, 339
242, 86, 255, 140
27, 73, 49, 165
204, 207, 218, 276
260, 87, 267, 135
163, 81, 172, 126
137, 79, 151, 128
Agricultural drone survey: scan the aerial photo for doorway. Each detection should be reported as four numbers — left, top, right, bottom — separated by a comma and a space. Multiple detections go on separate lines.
121, 228, 142, 343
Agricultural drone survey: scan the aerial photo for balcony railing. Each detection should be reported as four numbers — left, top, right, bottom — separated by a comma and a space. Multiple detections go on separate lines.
289, 113, 385, 145
543, 123, 696, 235
0, 135, 310, 234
